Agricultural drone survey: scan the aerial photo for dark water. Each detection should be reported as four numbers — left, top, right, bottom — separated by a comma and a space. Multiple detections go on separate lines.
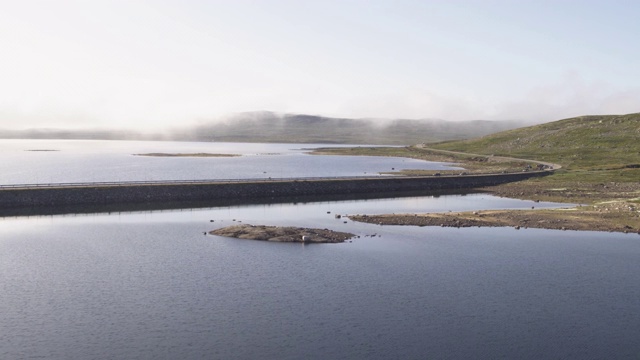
2, 194, 639, 359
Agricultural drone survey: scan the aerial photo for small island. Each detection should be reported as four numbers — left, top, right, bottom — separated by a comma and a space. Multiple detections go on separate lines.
133, 152, 240, 157
210, 224, 355, 243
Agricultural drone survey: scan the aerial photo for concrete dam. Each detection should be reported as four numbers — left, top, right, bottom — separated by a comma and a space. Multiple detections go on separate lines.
0, 170, 551, 216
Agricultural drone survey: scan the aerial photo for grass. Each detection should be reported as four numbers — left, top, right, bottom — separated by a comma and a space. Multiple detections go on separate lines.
316, 113, 640, 232
313, 113, 640, 205
312, 146, 537, 174
430, 113, 640, 174
424, 113, 640, 203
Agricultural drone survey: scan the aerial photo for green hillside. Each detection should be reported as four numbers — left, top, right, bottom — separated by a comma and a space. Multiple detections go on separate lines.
430, 113, 640, 175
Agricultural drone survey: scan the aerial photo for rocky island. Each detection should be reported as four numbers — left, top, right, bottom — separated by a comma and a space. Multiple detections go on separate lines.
209, 224, 355, 243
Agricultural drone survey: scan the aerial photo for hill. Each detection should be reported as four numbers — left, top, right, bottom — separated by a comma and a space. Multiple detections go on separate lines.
430, 113, 640, 173
318, 112, 640, 232
315, 112, 640, 202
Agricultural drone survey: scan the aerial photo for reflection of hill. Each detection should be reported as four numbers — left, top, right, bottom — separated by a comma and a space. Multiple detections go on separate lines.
0, 112, 528, 145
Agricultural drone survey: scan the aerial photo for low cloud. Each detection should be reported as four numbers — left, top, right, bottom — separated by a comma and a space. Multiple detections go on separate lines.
492, 74, 640, 122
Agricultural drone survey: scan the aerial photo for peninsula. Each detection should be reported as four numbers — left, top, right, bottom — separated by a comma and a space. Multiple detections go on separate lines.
319, 113, 640, 234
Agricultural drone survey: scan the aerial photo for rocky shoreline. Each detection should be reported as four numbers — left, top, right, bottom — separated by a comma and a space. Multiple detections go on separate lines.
344, 172, 640, 234
349, 201, 640, 234
209, 224, 355, 243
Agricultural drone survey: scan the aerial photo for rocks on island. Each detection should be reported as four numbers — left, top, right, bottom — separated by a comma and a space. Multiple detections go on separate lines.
209, 224, 355, 243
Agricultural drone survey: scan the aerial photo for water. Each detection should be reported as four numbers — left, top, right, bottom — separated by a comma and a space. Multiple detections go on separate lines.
1, 140, 640, 359
0, 140, 459, 185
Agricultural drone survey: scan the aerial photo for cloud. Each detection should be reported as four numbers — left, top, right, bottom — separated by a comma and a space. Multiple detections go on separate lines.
491, 73, 640, 122
334, 88, 488, 121
599, 89, 640, 115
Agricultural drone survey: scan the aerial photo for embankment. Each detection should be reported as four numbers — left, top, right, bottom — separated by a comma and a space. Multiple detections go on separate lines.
0, 171, 550, 215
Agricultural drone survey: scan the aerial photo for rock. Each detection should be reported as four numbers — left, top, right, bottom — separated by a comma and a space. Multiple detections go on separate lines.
209, 224, 354, 243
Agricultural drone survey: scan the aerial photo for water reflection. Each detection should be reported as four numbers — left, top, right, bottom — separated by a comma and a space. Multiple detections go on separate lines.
1, 192, 569, 227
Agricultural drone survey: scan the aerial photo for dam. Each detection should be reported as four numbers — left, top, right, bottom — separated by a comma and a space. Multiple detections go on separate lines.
0, 170, 551, 216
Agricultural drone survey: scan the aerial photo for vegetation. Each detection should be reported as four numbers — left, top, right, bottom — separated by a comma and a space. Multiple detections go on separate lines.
320, 113, 640, 232
430, 113, 640, 176
317, 113, 640, 201
311, 146, 537, 174
425, 113, 640, 204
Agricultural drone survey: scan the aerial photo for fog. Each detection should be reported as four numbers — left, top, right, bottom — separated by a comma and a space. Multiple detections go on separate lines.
1, 1, 638, 132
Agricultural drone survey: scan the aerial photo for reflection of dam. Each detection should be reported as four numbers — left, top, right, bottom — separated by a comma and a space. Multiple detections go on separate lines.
0, 171, 552, 213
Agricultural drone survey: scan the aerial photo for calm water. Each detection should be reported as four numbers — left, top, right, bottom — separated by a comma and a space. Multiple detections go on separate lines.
0, 140, 459, 185
1, 140, 640, 359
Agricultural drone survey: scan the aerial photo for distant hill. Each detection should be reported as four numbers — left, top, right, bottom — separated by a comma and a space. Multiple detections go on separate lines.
430, 113, 640, 171
171, 112, 527, 145
0, 112, 528, 145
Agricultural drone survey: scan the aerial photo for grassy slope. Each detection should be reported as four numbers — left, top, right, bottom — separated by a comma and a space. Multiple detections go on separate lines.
321, 113, 640, 231
430, 113, 640, 185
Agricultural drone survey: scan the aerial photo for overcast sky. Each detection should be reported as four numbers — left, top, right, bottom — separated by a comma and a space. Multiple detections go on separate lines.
1, 0, 639, 130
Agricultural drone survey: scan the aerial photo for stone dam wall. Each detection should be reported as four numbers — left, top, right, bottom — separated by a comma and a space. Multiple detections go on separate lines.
0, 171, 550, 210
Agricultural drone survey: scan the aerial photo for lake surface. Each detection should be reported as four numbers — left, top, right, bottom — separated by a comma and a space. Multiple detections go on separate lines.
1, 140, 639, 359
0, 140, 459, 185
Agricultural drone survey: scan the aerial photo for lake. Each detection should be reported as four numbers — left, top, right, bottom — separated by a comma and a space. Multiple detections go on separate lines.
1, 140, 639, 359
0, 139, 459, 185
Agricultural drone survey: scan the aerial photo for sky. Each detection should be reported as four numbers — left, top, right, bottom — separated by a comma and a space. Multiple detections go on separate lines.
1, 0, 639, 130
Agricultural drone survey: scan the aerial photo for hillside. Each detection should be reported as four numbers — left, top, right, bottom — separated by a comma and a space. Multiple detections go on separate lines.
320, 112, 640, 232
314, 112, 640, 202
430, 113, 640, 173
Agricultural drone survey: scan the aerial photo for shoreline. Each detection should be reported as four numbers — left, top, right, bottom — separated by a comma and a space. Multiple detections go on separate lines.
349, 201, 640, 234
314, 145, 640, 234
